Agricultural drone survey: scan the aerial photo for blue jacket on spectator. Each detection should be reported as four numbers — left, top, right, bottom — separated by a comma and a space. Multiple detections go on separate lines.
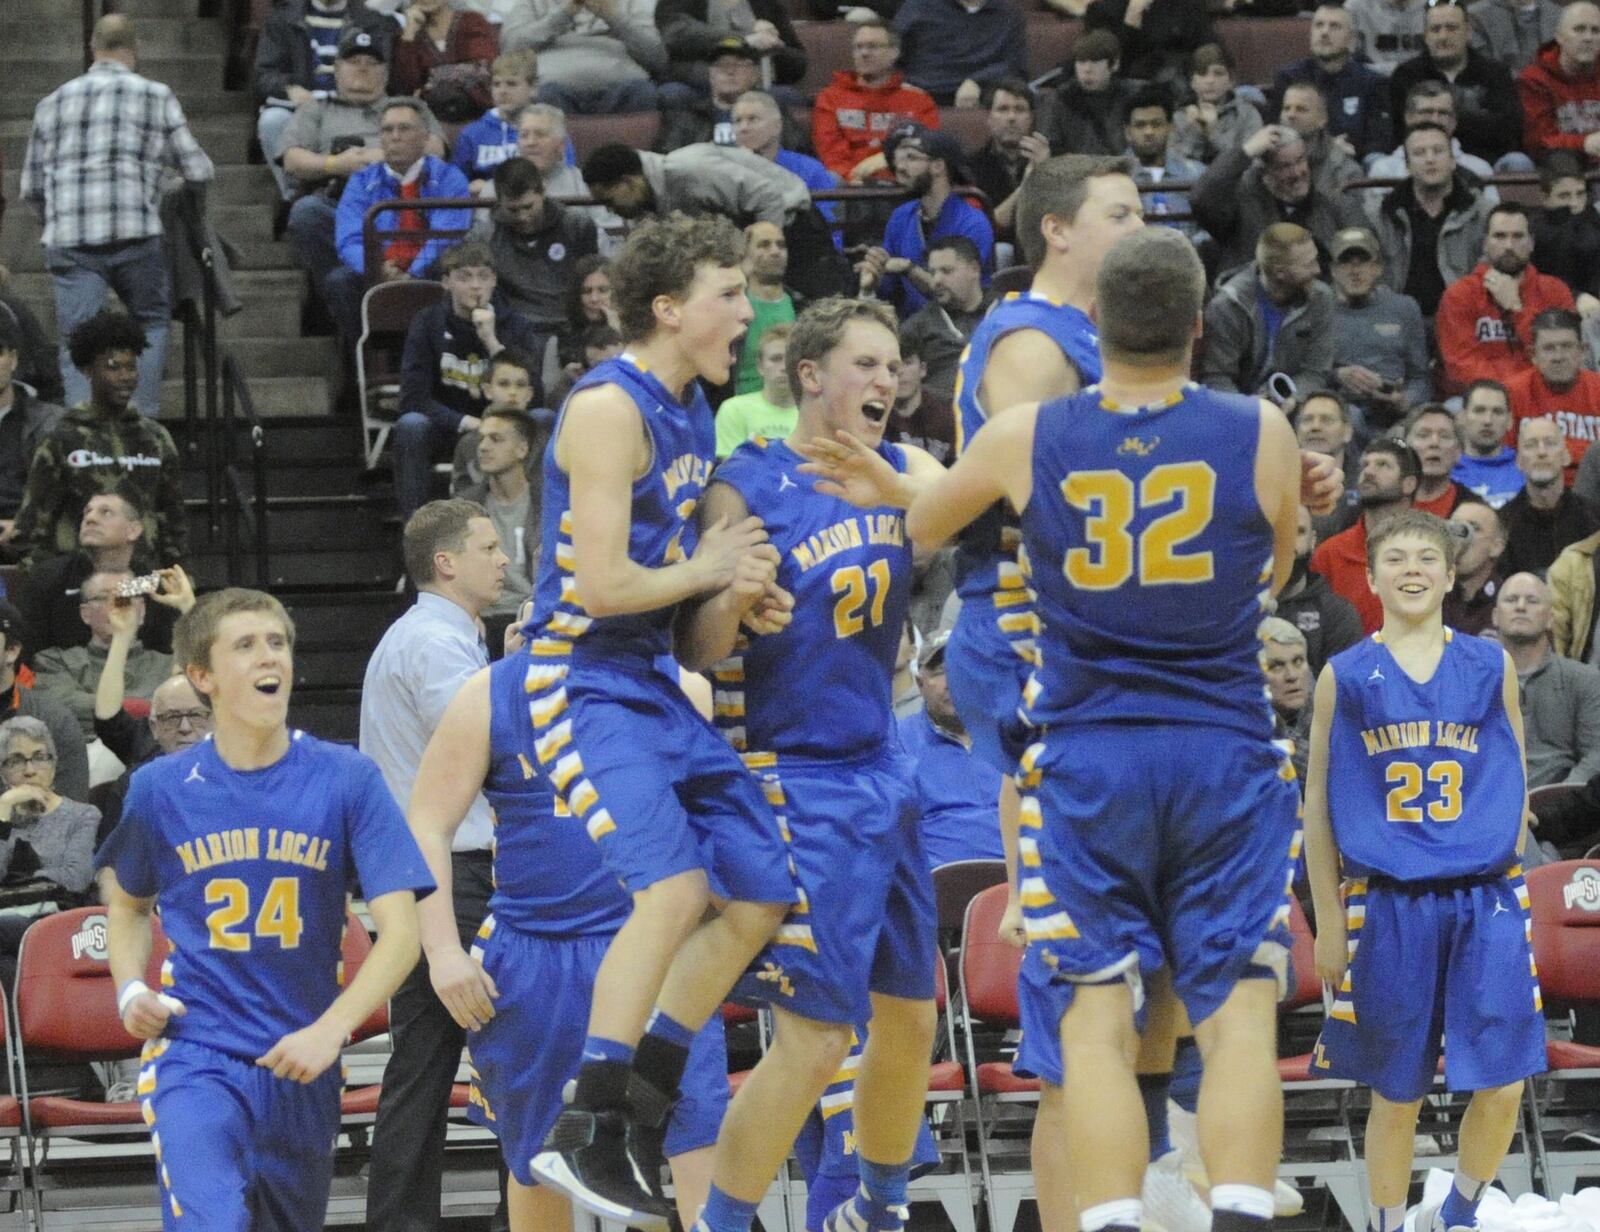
399, 296, 547, 433
451, 109, 523, 181
1274, 57, 1393, 160
880, 194, 994, 316
895, 708, 1004, 869
335, 156, 473, 277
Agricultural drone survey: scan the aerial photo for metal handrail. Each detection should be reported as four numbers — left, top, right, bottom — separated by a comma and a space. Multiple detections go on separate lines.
221, 354, 268, 588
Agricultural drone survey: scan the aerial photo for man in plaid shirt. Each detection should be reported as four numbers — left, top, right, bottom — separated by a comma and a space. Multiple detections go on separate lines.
20, 14, 214, 419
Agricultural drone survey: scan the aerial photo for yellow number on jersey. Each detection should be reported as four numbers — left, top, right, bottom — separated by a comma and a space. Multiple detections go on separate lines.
203, 876, 305, 951
1061, 462, 1216, 590
1384, 761, 1463, 823
831, 560, 891, 638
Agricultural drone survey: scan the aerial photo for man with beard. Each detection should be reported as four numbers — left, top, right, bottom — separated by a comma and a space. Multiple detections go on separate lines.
1403, 405, 1476, 518
1507, 309, 1600, 481
732, 221, 799, 397
1437, 203, 1575, 393
1123, 90, 1207, 240
1201, 223, 1335, 398
966, 79, 1049, 238
1442, 500, 1508, 635
898, 238, 990, 401
860, 124, 994, 318
1499, 416, 1600, 576
1453, 379, 1524, 508
1271, 504, 1362, 677
472, 158, 600, 333
1493, 572, 1600, 789
1327, 226, 1430, 436
1311, 437, 1422, 633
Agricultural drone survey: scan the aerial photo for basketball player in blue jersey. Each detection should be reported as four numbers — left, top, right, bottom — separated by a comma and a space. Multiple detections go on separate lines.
907, 228, 1304, 1232
669, 297, 946, 1232
1303, 510, 1543, 1232
403, 650, 734, 1231
95, 588, 436, 1232
522, 213, 803, 1228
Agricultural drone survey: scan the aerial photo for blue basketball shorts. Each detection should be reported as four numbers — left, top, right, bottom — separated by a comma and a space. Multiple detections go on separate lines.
733, 749, 939, 1025
1313, 870, 1547, 1102
1014, 724, 1302, 1082
523, 655, 796, 903
137, 1036, 341, 1231
945, 597, 1034, 776
466, 918, 730, 1184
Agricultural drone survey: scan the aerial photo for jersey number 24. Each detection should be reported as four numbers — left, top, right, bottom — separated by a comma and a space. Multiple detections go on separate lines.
1061, 462, 1216, 590
205, 877, 305, 951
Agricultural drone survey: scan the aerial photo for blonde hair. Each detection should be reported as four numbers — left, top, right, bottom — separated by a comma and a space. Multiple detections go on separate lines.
174, 589, 296, 673
492, 49, 538, 83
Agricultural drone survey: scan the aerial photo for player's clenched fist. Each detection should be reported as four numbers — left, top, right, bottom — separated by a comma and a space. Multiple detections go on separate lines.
1312, 915, 1348, 989
689, 514, 770, 591
120, 984, 186, 1040
257, 1020, 345, 1084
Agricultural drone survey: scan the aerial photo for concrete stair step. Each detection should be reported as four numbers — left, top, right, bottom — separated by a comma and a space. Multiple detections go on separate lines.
0, 89, 250, 122
161, 373, 332, 417
1, 204, 294, 276
0, 17, 226, 56
1, 164, 274, 218
163, 335, 339, 380
2, 113, 249, 166
5, 268, 311, 338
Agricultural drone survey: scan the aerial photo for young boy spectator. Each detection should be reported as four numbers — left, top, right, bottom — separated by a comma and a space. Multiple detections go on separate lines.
451, 349, 544, 493
715, 324, 798, 458
453, 50, 541, 192
1040, 30, 1144, 157
1172, 43, 1262, 166
455, 408, 544, 653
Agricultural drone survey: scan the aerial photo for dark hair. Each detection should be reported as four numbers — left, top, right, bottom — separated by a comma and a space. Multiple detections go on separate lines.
565, 254, 611, 332
1361, 437, 1422, 485
437, 240, 496, 276
1298, 389, 1349, 424
0, 314, 17, 356
1072, 29, 1121, 65
67, 311, 147, 371
381, 98, 426, 125
403, 499, 488, 587
1531, 307, 1583, 342
1487, 201, 1532, 228
1403, 79, 1453, 113
925, 235, 983, 267
609, 214, 746, 343
493, 156, 545, 200
1281, 79, 1330, 111
1188, 42, 1234, 76
982, 77, 1033, 109
480, 407, 536, 448
1015, 154, 1138, 269
1540, 150, 1589, 193
852, 18, 899, 47
488, 348, 535, 381
1094, 229, 1205, 364
1126, 87, 1174, 120
1403, 120, 1452, 145
581, 322, 622, 351
582, 143, 645, 190
898, 327, 929, 363
1402, 402, 1463, 449
1463, 377, 1510, 407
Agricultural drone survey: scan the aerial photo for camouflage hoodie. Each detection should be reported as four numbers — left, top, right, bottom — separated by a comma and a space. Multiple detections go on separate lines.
13, 402, 186, 569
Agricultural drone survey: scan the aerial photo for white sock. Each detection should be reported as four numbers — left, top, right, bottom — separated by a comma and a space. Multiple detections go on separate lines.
1080, 1198, 1144, 1231
1368, 1201, 1406, 1232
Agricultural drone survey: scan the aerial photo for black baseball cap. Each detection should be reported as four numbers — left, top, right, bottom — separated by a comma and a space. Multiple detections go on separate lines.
337, 29, 387, 62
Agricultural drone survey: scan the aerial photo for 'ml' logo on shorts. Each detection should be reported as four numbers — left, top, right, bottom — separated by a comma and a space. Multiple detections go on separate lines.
1564, 867, 1600, 912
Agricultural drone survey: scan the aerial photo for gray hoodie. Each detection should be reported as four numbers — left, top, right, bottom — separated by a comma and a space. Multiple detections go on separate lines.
639, 145, 812, 225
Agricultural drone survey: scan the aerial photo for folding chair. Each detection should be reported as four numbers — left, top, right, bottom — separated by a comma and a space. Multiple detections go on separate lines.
1524, 860, 1600, 1195
915, 957, 979, 1232
931, 859, 1008, 978
958, 883, 1037, 1232
0, 987, 26, 1231
355, 280, 446, 469
13, 906, 169, 1230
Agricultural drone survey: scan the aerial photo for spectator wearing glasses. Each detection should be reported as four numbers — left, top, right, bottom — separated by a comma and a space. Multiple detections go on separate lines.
1366, 82, 1497, 201
810, 20, 938, 185
0, 605, 88, 803
1389, 0, 1526, 170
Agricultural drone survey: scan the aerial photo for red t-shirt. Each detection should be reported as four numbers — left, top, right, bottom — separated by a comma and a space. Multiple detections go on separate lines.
1505, 366, 1600, 483
1310, 516, 1380, 634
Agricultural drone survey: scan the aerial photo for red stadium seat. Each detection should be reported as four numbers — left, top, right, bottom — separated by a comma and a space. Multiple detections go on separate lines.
357, 279, 447, 468
1024, 15, 1080, 82
566, 112, 663, 163
1215, 15, 1313, 88
794, 20, 857, 99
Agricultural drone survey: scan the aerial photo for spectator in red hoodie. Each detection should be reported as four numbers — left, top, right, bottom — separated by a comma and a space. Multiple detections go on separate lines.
1507, 308, 1600, 482
812, 19, 938, 183
1436, 202, 1576, 393
1518, 0, 1600, 161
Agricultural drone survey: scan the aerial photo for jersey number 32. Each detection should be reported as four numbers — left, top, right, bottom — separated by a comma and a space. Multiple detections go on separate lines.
1061, 462, 1216, 590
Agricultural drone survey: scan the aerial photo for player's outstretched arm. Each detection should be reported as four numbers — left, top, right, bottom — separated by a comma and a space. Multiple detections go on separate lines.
561, 385, 766, 617
409, 669, 499, 1031
793, 434, 945, 510
1255, 400, 1304, 597
105, 871, 184, 1040
257, 889, 421, 1084
1302, 664, 1347, 989
1501, 648, 1536, 855
976, 329, 1079, 420
906, 402, 1040, 549
674, 481, 790, 671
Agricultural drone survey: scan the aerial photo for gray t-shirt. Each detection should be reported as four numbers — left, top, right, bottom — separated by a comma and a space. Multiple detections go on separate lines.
487, 488, 533, 618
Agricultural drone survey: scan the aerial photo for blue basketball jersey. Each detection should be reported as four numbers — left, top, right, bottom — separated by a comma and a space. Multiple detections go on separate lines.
1326, 632, 1525, 881
93, 733, 436, 1062
528, 354, 716, 664
709, 436, 913, 758
951, 294, 1102, 605
1022, 383, 1277, 737
483, 651, 630, 936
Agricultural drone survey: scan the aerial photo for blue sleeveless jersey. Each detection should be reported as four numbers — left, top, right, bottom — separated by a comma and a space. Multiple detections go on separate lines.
709, 437, 913, 759
483, 651, 629, 935
527, 354, 715, 664
1326, 631, 1525, 881
92, 733, 435, 1062
951, 294, 1102, 605
1022, 383, 1276, 737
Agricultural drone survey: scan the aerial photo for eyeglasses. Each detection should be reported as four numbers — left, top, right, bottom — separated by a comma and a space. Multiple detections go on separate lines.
1424, 0, 1464, 8
153, 709, 209, 729
1, 751, 54, 772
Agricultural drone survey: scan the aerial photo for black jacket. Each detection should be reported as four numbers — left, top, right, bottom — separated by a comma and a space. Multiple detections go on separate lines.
0, 297, 62, 405
1040, 78, 1146, 156
1274, 570, 1364, 677
1387, 49, 1523, 165
655, 0, 807, 86
1533, 205, 1600, 300
1083, 0, 1214, 85
253, 0, 394, 106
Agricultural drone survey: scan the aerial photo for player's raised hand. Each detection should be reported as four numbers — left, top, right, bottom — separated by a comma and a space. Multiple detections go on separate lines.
690, 515, 770, 592
256, 1019, 345, 1084
121, 988, 186, 1041
429, 945, 500, 1031
1299, 449, 1343, 517
1312, 916, 1348, 989
795, 431, 911, 509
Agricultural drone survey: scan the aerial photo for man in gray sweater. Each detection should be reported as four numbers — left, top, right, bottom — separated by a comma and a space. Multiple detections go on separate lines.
1327, 225, 1431, 438
1495, 571, 1600, 788
501, 0, 674, 113
1200, 222, 1336, 400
